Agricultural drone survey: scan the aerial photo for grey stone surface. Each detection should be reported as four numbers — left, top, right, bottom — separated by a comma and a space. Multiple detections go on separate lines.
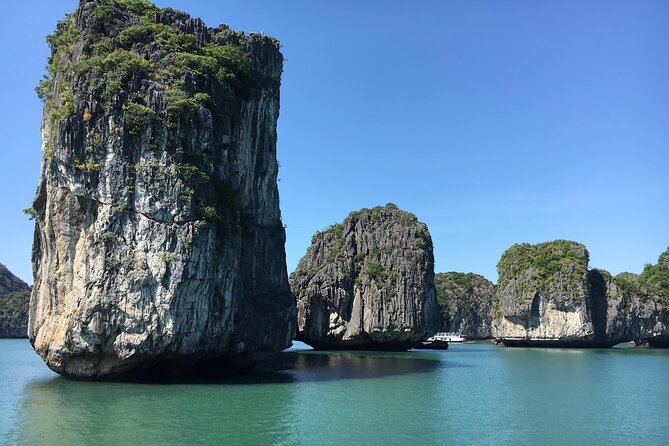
435, 272, 494, 339
493, 241, 669, 348
592, 247, 669, 347
28, 0, 295, 378
290, 204, 442, 350
492, 241, 610, 346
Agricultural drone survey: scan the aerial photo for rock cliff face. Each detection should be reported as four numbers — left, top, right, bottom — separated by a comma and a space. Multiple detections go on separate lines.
28, 0, 295, 378
290, 204, 442, 350
591, 247, 669, 347
637, 247, 669, 346
494, 241, 669, 348
435, 272, 494, 339
493, 240, 615, 347
0, 264, 31, 338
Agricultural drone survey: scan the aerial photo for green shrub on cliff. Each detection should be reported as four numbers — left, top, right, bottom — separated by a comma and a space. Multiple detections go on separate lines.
366, 261, 387, 283
45, 14, 80, 77
497, 240, 588, 297
38, 0, 252, 127
164, 88, 199, 124
639, 249, 669, 309
48, 83, 75, 126
92, 5, 114, 20
118, 22, 183, 48
124, 102, 157, 137
613, 272, 644, 300
104, 0, 158, 16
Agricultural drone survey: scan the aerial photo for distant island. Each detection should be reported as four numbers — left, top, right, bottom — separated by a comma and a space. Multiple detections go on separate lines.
0, 263, 31, 338
435, 272, 494, 339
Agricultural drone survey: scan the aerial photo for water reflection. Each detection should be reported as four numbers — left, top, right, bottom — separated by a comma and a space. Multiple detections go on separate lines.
10, 349, 450, 445
13, 374, 298, 445
265, 349, 447, 382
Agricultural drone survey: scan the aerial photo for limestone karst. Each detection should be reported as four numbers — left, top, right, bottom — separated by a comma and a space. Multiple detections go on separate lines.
435, 272, 494, 339
0, 264, 31, 338
493, 241, 669, 348
28, 0, 295, 378
290, 204, 442, 350
492, 240, 608, 346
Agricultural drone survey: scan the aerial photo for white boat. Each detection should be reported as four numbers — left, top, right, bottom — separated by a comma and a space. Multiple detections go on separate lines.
427, 332, 468, 343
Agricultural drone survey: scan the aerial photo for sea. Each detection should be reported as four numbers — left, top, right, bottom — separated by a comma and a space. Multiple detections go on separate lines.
1, 339, 667, 445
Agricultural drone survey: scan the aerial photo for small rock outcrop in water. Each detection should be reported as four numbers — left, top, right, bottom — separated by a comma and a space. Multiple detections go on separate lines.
493, 240, 614, 347
290, 204, 442, 350
0, 264, 31, 338
435, 272, 494, 339
28, 0, 295, 378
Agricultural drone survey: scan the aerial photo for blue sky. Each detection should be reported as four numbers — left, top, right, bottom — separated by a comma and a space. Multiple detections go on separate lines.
1, 0, 667, 283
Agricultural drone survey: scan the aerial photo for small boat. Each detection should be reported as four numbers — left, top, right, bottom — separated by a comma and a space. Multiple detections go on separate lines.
427, 332, 468, 343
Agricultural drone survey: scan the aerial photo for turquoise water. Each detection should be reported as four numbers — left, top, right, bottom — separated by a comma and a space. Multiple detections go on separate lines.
1, 339, 668, 445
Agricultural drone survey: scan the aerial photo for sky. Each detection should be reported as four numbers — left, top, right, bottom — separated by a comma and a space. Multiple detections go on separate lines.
0, 0, 667, 284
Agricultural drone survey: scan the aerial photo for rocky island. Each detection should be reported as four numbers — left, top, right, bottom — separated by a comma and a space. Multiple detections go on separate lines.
290, 204, 442, 350
492, 240, 609, 347
590, 247, 669, 347
0, 264, 31, 338
435, 272, 494, 339
493, 241, 669, 348
28, 0, 295, 379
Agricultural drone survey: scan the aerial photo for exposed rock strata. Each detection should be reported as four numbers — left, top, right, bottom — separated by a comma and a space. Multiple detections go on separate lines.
29, 0, 295, 378
435, 272, 494, 339
0, 264, 31, 338
290, 204, 442, 350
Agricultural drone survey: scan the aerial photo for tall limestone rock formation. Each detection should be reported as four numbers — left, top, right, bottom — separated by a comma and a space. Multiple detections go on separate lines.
28, 0, 295, 378
0, 264, 31, 338
493, 240, 615, 347
435, 272, 494, 339
290, 204, 442, 350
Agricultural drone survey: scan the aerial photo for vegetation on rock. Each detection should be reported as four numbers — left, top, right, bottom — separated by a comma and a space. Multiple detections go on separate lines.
434, 272, 495, 338
497, 240, 588, 300
32, 0, 273, 233
0, 264, 31, 338
28, 0, 293, 378
639, 247, 669, 309
494, 240, 669, 347
291, 203, 441, 349
435, 272, 494, 338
